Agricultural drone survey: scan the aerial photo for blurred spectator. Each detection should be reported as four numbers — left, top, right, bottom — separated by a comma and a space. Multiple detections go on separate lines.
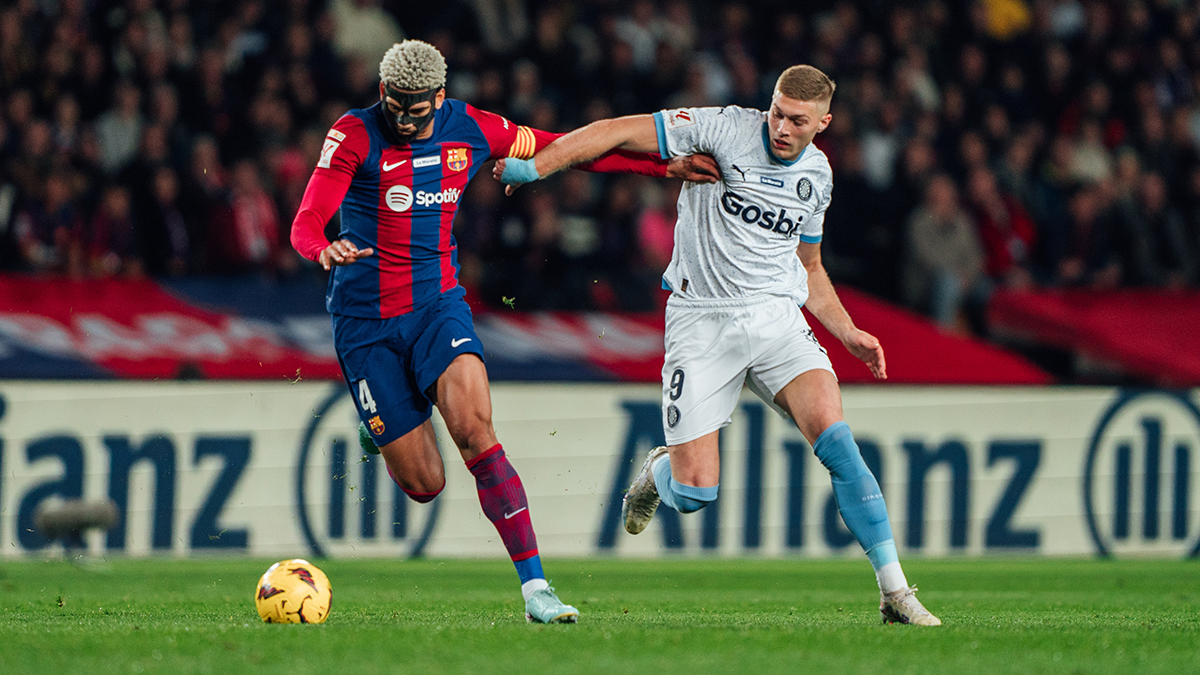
968, 167, 1036, 289
52, 95, 82, 156
638, 180, 682, 273
902, 174, 988, 333
596, 176, 653, 310
0, 9, 36, 91
0, 0, 1198, 315
1187, 167, 1200, 266
120, 123, 170, 218
615, 0, 659, 73
221, 160, 281, 272
94, 81, 143, 175
1116, 172, 1197, 288
330, 0, 404, 65
7, 118, 53, 198
1048, 186, 1121, 289
180, 135, 228, 271
1071, 119, 1114, 185
13, 171, 80, 275
143, 167, 190, 277
86, 184, 140, 278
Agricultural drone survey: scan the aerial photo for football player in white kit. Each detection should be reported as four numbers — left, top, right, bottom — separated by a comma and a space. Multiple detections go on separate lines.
496, 65, 940, 626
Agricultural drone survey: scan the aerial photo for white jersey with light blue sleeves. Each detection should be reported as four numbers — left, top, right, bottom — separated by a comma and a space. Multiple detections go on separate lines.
653, 105, 832, 307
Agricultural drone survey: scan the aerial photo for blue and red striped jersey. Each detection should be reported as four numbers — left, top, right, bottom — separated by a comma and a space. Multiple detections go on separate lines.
291, 99, 671, 318
315, 99, 538, 318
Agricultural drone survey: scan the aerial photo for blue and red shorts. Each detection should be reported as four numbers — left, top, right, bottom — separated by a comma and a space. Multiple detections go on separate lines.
332, 294, 484, 446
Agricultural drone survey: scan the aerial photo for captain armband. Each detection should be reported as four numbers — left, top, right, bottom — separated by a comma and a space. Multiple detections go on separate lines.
508, 126, 537, 160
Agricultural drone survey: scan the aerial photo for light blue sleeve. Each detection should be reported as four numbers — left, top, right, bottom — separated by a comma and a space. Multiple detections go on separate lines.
800, 181, 832, 244
654, 107, 736, 159
652, 111, 669, 160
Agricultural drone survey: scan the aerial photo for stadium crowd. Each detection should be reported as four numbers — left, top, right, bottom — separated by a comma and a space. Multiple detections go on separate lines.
2, 0, 1199, 328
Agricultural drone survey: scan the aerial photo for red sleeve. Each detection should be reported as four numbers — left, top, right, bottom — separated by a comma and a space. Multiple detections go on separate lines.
465, 104, 668, 178
290, 115, 367, 262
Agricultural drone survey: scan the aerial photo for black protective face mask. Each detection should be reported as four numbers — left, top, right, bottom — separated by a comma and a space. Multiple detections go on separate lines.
382, 85, 441, 142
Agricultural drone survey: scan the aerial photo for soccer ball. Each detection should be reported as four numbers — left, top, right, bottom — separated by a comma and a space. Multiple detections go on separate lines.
254, 559, 332, 624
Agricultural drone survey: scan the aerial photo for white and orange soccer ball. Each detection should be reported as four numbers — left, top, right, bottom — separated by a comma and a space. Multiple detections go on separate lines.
254, 559, 332, 624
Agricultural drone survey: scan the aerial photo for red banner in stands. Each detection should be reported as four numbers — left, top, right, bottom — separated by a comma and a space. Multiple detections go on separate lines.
989, 288, 1200, 387
0, 276, 1051, 384
471, 287, 1052, 384
0, 277, 340, 380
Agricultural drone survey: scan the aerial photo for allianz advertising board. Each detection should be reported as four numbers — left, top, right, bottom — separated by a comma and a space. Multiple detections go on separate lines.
0, 382, 1197, 559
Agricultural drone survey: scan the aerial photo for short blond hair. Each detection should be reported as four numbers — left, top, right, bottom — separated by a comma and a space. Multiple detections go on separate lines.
775, 65, 836, 105
379, 40, 446, 91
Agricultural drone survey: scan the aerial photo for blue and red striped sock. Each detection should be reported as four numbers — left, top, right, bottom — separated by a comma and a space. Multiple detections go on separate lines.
466, 444, 545, 587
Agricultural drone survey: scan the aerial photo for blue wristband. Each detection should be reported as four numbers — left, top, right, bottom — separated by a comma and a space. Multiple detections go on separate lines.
500, 157, 541, 185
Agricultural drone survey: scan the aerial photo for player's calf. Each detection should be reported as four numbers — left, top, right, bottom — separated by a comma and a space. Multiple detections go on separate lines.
651, 450, 718, 514
814, 421, 910, 594
466, 443, 565, 609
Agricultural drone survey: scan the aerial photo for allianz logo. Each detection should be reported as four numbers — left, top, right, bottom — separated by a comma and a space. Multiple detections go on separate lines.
1084, 391, 1200, 558
720, 191, 802, 237
296, 386, 439, 558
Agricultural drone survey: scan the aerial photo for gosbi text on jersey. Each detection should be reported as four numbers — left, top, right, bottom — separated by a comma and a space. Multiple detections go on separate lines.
653, 105, 833, 307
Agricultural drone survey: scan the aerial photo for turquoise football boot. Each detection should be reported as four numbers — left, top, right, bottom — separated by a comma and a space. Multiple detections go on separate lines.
358, 422, 381, 455
524, 586, 579, 624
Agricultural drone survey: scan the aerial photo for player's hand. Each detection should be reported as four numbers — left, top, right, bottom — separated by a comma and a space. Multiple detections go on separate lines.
493, 158, 542, 196
319, 239, 374, 270
667, 154, 721, 183
844, 329, 887, 380
493, 159, 517, 196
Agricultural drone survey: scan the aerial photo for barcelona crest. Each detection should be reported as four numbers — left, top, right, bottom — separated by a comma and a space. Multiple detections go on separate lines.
445, 147, 469, 172
369, 415, 385, 435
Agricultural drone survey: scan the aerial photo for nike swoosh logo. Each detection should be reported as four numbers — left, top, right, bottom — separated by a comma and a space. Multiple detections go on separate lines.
451, 338, 472, 348
382, 160, 407, 171
503, 507, 527, 520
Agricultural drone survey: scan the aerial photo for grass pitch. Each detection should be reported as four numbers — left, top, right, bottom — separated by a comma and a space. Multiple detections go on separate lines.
0, 557, 1196, 674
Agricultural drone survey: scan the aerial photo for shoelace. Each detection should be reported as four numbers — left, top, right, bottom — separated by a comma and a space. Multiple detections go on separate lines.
893, 587, 933, 616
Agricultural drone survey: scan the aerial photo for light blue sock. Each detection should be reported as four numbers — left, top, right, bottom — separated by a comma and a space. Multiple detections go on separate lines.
814, 421, 898, 571
651, 455, 718, 514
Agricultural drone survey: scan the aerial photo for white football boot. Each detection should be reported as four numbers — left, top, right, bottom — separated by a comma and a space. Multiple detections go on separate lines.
621, 446, 669, 534
525, 586, 579, 624
880, 586, 942, 626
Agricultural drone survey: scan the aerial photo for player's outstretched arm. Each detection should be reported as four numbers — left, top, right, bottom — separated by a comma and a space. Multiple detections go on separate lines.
798, 242, 887, 380
291, 116, 376, 271
496, 115, 661, 188
290, 170, 375, 271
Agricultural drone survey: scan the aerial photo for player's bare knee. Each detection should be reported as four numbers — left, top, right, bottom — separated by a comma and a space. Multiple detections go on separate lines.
386, 463, 444, 502
671, 465, 718, 488
399, 479, 444, 503
799, 408, 844, 445
448, 418, 495, 454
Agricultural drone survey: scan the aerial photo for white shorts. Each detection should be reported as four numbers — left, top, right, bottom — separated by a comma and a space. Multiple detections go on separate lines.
661, 294, 835, 445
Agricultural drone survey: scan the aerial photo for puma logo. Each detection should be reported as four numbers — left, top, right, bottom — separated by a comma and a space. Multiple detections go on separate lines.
382, 159, 407, 171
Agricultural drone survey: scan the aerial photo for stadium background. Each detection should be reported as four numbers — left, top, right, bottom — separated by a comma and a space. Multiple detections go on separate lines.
1, 0, 1199, 564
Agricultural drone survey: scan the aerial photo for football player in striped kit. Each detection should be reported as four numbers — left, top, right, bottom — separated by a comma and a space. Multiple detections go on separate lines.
498, 65, 941, 626
290, 40, 719, 623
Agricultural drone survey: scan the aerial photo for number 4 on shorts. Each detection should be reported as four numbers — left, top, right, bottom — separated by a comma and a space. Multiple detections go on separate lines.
358, 379, 378, 413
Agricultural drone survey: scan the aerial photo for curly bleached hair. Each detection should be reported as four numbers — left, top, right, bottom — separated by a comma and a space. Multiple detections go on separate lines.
379, 40, 446, 91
